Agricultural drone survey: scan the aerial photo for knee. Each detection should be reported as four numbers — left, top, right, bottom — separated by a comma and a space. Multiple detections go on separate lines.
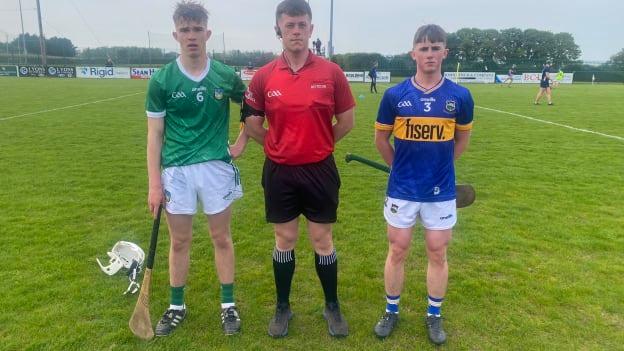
427, 248, 447, 266
388, 243, 409, 264
310, 233, 333, 253
170, 235, 191, 253
210, 230, 232, 250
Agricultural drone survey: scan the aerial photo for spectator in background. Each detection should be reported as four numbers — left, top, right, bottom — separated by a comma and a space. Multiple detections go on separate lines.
502, 64, 516, 87
314, 37, 322, 56
553, 68, 564, 87
105, 57, 114, 67
534, 63, 553, 105
369, 61, 378, 93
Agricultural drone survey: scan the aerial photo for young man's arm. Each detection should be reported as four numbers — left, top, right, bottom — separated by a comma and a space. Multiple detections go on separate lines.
333, 107, 355, 143
454, 130, 471, 161
228, 74, 250, 159
229, 125, 250, 159
147, 117, 165, 218
375, 129, 394, 166
244, 115, 267, 145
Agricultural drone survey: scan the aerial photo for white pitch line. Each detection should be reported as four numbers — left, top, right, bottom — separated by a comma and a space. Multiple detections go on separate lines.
0, 92, 143, 122
476, 105, 624, 142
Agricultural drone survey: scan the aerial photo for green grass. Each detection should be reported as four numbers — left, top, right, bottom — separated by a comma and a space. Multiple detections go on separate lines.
1, 77, 623, 350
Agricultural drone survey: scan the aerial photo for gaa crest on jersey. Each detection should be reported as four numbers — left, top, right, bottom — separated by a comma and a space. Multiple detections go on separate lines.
444, 100, 456, 114
214, 88, 224, 100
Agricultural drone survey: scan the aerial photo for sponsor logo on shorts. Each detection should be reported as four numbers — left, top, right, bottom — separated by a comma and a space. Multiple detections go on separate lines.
439, 214, 453, 220
390, 203, 399, 214
164, 190, 171, 203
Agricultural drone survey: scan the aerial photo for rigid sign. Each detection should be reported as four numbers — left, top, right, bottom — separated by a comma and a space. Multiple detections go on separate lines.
77, 66, 130, 79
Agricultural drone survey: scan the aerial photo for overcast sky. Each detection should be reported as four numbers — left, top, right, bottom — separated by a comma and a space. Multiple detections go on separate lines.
0, 0, 621, 62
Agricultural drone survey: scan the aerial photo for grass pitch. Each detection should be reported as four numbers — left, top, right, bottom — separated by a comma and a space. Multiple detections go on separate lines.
0, 77, 622, 350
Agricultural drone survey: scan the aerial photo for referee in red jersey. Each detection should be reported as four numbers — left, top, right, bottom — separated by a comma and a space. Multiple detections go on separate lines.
240, 0, 355, 339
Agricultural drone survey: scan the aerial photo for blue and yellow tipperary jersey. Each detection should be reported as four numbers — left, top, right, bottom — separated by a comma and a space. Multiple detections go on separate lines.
375, 77, 474, 202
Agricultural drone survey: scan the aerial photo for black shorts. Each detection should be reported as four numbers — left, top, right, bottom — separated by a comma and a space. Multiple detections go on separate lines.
540, 80, 550, 88
262, 155, 340, 223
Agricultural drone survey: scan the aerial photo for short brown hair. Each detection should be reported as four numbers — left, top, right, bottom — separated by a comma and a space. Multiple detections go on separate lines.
275, 0, 312, 23
173, 1, 209, 25
413, 24, 447, 46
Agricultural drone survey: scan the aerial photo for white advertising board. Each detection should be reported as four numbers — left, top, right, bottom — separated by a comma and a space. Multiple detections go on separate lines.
77, 66, 130, 79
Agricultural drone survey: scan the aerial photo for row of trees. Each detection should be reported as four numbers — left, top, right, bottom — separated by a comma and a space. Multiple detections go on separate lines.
6, 33, 76, 57
3, 30, 624, 74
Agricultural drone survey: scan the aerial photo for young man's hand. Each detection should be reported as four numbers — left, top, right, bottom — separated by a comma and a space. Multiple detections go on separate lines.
148, 186, 164, 218
229, 142, 245, 160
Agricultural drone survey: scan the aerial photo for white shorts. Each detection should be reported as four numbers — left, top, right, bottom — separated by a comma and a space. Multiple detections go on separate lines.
383, 196, 457, 230
162, 160, 243, 215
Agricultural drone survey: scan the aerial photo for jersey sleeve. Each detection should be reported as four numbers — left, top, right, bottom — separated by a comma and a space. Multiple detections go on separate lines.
244, 69, 265, 112
333, 66, 356, 115
145, 77, 166, 118
456, 89, 474, 131
230, 71, 246, 104
375, 90, 396, 131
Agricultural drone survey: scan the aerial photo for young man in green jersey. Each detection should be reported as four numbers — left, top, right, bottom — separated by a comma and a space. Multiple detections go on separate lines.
145, 0, 247, 336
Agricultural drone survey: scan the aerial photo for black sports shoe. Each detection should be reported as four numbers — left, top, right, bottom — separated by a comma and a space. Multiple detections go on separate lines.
323, 302, 349, 337
221, 306, 241, 335
374, 312, 399, 339
268, 302, 293, 338
155, 308, 186, 336
425, 315, 447, 345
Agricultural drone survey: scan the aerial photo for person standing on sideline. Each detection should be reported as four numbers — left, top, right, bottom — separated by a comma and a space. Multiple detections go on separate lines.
372, 24, 473, 345
553, 67, 564, 88
502, 64, 516, 87
240, 0, 355, 339
369, 61, 378, 93
534, 63, 553, 105
145, 0, 247, 337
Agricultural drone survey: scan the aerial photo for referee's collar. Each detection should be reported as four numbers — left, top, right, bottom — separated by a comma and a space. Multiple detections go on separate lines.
277, 49, 317, 72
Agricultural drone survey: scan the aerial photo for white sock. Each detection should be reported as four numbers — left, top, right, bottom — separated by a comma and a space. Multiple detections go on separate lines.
169, 304, 185, 311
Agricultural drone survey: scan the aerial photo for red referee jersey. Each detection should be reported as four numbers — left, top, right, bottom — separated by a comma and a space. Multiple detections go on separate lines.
244, 50, 355, 165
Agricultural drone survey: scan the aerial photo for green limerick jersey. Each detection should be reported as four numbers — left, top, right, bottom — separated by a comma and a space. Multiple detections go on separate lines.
145, 57, 245, 168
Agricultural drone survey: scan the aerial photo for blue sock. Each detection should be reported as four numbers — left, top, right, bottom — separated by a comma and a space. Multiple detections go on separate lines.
427, 295, 443, 317
386, 294, 400, 314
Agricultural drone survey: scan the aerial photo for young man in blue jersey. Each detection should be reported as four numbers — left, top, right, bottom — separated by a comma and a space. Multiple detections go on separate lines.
534, 63, 553, 105
369, 61, 378, 93
372, 24, 473, 345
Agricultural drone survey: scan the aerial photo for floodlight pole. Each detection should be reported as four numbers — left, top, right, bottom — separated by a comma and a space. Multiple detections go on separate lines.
147, 31, 151, 64
328, 0, 334, 58
35, 0, 47, 65
18, 0, 28, 63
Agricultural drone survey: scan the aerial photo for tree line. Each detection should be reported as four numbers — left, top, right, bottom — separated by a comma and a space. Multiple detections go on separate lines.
2, 30, 623, 75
